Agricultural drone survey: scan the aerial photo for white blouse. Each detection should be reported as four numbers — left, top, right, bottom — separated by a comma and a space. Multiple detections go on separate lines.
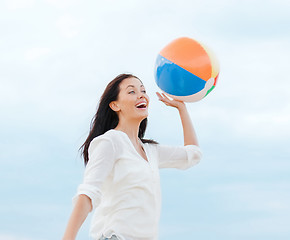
73, 129, 202, 240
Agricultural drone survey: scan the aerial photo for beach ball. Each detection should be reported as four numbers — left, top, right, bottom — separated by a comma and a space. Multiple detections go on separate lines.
154, 37, 220, 102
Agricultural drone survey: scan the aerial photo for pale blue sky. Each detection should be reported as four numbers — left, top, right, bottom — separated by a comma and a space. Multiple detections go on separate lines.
1, 0, 290, 239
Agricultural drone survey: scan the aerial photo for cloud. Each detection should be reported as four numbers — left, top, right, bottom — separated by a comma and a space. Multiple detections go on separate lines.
44, 0, 79, 8
56, 14, 82, 38
5, 0, 34, 9
25, 47, 51, 61
209, 181, 290, 213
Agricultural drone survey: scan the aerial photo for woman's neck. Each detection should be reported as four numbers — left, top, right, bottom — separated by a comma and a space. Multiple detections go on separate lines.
114, 120, 141, 145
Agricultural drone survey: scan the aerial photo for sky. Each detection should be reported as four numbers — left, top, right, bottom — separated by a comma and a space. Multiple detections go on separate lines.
0, 0, 290, 239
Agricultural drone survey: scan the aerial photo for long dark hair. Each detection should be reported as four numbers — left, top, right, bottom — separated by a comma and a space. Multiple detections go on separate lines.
80, 73, 157, 165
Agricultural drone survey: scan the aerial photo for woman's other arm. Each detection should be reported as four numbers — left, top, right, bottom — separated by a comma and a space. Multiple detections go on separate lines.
62, 194, 92, 240
156, 92, 199, 146
63, 137, 116, 240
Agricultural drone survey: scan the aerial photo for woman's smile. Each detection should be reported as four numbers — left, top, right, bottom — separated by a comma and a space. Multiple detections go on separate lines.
135, 100, 147, 109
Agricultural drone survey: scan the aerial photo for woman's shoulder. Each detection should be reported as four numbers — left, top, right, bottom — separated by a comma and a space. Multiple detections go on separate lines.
103, 129, 127, 141
88, 130, 123, 154
90, 129, 126, 147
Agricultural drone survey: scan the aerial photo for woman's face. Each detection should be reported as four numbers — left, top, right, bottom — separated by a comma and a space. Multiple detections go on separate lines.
110, 77, 149, 121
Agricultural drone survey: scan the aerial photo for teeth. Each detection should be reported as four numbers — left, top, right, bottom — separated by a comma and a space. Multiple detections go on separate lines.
136, 102, 146, 108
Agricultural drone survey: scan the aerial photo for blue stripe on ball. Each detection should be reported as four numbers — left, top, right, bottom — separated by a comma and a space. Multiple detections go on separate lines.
154, 54, 206, 96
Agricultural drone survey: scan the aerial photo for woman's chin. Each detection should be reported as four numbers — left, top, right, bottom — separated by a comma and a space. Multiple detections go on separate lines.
137, 112, 148, 121
135, 108, 148, 116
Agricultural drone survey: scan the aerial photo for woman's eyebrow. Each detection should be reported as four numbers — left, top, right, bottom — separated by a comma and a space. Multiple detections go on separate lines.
126, 84, 144, 89
126, 85, 135, 89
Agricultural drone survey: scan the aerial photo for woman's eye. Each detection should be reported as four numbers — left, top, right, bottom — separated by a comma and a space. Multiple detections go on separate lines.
142, 90, 146, 93
129, 91, 135, 94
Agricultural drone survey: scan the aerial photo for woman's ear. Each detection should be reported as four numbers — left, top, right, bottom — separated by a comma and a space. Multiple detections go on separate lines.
109, 101, 120, 112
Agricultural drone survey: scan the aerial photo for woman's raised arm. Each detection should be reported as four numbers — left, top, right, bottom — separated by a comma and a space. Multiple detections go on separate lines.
156, 92, 199, 146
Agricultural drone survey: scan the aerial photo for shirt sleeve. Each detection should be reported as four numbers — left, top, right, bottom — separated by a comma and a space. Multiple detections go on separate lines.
72, 136, 116, 210
156, 144, 202, 170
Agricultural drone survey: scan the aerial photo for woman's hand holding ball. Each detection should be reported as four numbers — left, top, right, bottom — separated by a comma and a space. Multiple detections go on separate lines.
156, 92, 185, 110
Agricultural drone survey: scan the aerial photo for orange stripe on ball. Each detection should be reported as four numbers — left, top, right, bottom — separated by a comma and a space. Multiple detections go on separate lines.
159, 37, 212, 81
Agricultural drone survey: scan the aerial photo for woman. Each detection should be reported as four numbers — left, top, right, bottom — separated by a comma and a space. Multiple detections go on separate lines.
62, 73, 202, 240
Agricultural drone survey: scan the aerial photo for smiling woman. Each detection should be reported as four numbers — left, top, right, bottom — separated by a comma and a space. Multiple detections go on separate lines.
80, 74, 157, 165
62, 73, 202, 240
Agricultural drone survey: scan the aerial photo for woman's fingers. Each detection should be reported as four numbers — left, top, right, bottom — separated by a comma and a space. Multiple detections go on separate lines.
156, 92, 163, 100
156, 92, 173, 106
156, 92, 170, 101
161, 93, 170, 100
156, 92, 185, 109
